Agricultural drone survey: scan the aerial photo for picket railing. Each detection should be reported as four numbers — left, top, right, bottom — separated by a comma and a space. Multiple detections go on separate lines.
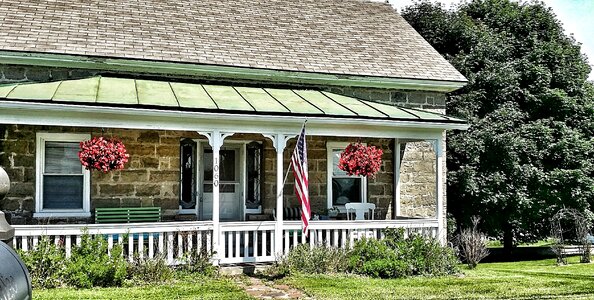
219, 221, 276, 264
280, 219, 439, 255
13, 219, 439, 265
216, 219, 439, 264
12, 221, 213, 265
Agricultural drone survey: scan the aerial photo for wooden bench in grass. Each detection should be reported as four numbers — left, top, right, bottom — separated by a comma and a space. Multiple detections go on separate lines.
95, 207, 161, 224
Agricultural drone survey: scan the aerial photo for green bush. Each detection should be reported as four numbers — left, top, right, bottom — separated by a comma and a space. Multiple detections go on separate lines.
127, 254, 173, 284
178, 248, 218, 276
65, 233, 128, 288
267, 244, 349, 278
348, 228, 459, 278
18, 237, 67, 288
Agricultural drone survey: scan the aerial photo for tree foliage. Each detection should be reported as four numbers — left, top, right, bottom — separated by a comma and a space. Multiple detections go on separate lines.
402, 0, 594, 250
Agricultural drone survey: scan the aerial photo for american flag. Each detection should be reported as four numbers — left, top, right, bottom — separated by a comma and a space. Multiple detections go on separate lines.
291, 124, 310, 237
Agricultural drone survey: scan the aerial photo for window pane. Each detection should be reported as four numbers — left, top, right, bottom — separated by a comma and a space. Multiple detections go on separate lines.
203, 149, 213, 181
43, 175, 84, 209
180, 140, 196, 209
45, 142, 82, 174
203, 149, 236, 182
219, 150, 236, 182
332, 149, 347, 176
332, 178, 361, 205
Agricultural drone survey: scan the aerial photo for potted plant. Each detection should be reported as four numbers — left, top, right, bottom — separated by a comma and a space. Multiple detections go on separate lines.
327, 206, 340, 218
78, 136, 129, 173
338, 142, 383, 178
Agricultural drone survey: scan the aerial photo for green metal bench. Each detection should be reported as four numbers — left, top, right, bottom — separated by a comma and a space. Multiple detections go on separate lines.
95, 207, 161, 224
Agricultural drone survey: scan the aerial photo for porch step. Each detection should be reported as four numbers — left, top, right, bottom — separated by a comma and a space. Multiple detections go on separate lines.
220, 263, 273, 276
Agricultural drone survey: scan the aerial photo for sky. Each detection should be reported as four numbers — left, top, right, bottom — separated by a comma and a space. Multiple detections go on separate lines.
388, 0, 594, 80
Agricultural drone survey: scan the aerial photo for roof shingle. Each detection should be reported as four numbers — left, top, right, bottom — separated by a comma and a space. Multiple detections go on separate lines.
0, 0, 467, 82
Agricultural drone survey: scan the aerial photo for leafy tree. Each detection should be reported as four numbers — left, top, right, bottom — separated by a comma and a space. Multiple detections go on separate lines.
402, 0, 594, 252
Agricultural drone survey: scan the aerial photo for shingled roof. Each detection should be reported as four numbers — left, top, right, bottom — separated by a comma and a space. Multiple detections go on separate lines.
0, 0, 466, 83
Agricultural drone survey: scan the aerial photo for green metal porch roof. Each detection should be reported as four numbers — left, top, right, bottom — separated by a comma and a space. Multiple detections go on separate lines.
0, 77, 465, 124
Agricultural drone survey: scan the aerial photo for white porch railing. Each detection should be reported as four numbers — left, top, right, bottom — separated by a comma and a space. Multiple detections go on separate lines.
217, 219, 439, 264
12, 219, 439, 265
12, 221, 213, 265
219, 221, 276, 264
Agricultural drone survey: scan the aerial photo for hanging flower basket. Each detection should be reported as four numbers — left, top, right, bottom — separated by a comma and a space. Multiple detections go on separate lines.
338, 142, 383, 177
79, 137, 129, 173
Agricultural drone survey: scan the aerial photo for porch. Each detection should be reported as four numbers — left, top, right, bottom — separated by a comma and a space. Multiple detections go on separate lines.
0, 76, 467, 264
11, 219, 438, 265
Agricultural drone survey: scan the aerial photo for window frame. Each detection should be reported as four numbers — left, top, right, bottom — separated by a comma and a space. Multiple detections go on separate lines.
326, 141, 367, 210
34, 132, 91, 218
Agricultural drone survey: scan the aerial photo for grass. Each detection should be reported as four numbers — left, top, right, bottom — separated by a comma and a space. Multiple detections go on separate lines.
487, 239, 555, 248
283, 256, 594, 300
33, 276, 254, 300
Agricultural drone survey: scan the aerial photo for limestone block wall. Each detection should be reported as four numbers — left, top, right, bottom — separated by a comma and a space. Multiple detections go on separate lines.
398, 141, 437, 218
0, 125, 202, 224
262, 136, 395, 220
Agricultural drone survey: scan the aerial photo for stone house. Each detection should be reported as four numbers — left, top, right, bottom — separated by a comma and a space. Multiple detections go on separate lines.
0, 0, 467, 264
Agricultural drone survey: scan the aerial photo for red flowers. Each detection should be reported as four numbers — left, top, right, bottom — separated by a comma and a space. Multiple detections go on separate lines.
79, 137, 129, 173
338, 142, 383, 177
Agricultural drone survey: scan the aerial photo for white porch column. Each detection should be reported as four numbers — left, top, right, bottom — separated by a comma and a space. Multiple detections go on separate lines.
435, 137, 446, 245
264, 133, 291, 256
199, 130, 233, 263
393, 139, 401, 218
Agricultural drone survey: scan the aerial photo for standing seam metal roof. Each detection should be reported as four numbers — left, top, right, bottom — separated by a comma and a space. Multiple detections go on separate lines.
0, 77, 466, 124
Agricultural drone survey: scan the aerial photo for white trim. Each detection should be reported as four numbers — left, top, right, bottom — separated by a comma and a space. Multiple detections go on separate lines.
394, 140, 401, 217
435, 138, 446, 244
326, 141, 367, 211
0, 101, 469, 138
32, 212, 91, 218
196, 140, 247, 221
34, 132, 91, 218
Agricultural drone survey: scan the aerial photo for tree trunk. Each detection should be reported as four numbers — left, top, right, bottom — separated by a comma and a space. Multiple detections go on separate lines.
503, 222, 514, 257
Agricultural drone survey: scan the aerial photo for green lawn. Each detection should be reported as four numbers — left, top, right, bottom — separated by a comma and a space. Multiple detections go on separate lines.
283, 257, 594, 300
33, 276, 254, 300
487, 239, 555, 248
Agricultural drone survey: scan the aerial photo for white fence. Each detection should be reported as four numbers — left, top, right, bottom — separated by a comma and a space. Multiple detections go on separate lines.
13, 219, 439, 265
13, 221, 213, 265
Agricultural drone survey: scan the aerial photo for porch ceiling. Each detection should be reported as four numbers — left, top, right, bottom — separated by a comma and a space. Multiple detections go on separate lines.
0, 76, 466, 126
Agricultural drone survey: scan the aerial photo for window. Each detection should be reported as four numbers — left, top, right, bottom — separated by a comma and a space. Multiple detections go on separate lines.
35, 133, 91, 217
326, 142, 367, 209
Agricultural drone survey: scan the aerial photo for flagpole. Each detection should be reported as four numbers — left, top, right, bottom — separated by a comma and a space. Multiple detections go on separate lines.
276, 120, 307, 202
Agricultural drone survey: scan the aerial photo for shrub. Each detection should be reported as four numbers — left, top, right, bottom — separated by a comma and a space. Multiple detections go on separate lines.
179, 249, 218, 276
348, 228, 459, 278
127, 254, 173, 284
18, 237, 67, 288
65, 233, 128, 288
267, 244, 349, 278
456, 217, 489, 269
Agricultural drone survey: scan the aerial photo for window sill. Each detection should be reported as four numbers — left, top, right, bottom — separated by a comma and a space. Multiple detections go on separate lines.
33, 212, 91, 218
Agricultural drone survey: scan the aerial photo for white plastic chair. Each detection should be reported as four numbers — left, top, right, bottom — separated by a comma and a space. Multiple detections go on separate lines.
345, 203, 375, 220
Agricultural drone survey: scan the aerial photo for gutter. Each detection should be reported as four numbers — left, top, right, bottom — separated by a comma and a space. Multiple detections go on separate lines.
0, 51, 467, 92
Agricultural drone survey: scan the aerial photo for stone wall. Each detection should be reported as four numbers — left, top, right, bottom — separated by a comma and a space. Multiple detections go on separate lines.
0, 65, 448, 225
0, 127, 409, 223
325, 86, 446, 110
0, 125, 203, 224
398, 141, 437, 218
261, 136, 395, 220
